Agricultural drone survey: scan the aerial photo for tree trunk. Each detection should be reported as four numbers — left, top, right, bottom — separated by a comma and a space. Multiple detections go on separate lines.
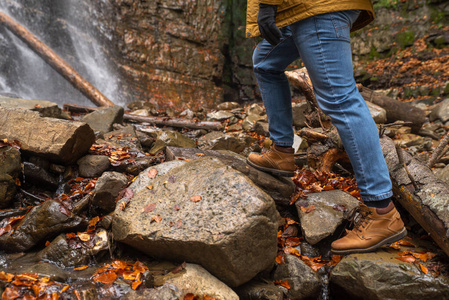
0, 12, 114, 107
381, 136, 449, 257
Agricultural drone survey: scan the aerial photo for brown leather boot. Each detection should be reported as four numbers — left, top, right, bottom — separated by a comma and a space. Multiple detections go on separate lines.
247, 145, 295, 177
331, 202, 407, 255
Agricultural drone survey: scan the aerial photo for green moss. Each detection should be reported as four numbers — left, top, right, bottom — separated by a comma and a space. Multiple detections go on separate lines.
396, 31, 416, 49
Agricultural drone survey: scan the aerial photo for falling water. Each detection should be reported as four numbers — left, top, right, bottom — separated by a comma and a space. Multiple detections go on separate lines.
0, 0, 127, 106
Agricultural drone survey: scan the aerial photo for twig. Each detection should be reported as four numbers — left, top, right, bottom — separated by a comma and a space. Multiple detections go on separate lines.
427, 134, 449, 169
395, 143, 419, 191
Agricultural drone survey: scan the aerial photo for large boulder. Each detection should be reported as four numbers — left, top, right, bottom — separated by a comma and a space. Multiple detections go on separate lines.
0, 146, 21, 208
112, 157, 280, 287
330, 251, 449, 299
0, 107, 95, 164
80, 105, 124, 133
0, 96, 62, 118
92, 171, 129, 212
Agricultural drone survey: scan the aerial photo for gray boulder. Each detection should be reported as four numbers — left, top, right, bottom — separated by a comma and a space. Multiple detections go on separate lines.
81, 105, 124, 133
330, 252, 449, 300
140, 128, 196, 155
296, 190, 360, 245
207, 110, 234, 121
92, 171, 129, 212
0, 146, 21, 208
0, 96, 62, 118
217, 102, 241, 110
235, 280, 283, 300
198, 131, 246, 153
430, 98, 449, 123
292, 101, 309, 128
112, 157, 280, 287
273, 254, 322, 300
366, 101, 387, 124
0, 107, 95, 164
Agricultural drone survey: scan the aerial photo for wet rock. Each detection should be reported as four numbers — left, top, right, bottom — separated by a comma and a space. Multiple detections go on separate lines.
0, 146, 21, 208
0, 96, 62, 118
227, 123, 243, 132
217, 102, 241, 110
0, 107, 95, 164
128, 109, 150, 117
123, 286, 178, 300
140, 128, 196, 155
366, 101, 387, 124
242, 113, 267, 132
36, 229, 109, 268
77, 155, 111, 178
0, 200, 85, 252
247, 103, 265, 117
156, 263, 239, 299
273, 254, 322, 300
81, 105, 124, 133
430, 98, 449, 123
136, 130, 155, 148
330, 251, 449, 300
198, 131, 246, 153
180, 109, 195, 119
112, 157, 280, 287
292, 101, 309, 128
207, 110, 234, 121
105, 125, 142, 151
296, 190, 360, 245
112, 156, 161, 176
165, 146, 296, 205
235, 280, 283, 300
22, 162, 59, 190
92, 171, 128, 212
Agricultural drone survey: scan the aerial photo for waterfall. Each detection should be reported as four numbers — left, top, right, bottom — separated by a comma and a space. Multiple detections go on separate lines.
0, 0, 126, 106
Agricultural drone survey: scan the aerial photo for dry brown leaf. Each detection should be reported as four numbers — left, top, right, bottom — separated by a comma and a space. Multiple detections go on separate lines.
148, 168, 158, 179
74, 266, 89, 271
132, 280, 142, 290
300, 205, 316, 214
190, 195, 202, 203
93, 271, 117, 284
285, 237, 301, 247
143, 203, 157, 213
396, 255, 416, 263
61, 285, 70, 293
153, 215, 162, 223
419, 263, 429, 274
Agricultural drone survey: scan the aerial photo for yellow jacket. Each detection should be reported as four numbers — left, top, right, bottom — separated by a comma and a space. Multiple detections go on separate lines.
246, 0, 374, 38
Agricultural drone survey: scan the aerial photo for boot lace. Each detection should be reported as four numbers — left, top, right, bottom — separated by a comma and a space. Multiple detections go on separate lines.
345, 205, 373, 233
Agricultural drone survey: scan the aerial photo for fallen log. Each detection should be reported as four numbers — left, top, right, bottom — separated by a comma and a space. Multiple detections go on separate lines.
380, 136, 449, 257
0, 12, 114, 107
285, 68, 426, 133
63, 103, 224, 131
358, 85, 426, 133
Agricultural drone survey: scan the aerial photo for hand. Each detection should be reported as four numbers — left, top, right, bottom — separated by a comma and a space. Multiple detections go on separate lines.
257, 3, 282, 46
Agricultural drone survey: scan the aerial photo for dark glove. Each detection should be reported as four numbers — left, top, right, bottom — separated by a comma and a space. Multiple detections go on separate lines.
257, 3, 282, 46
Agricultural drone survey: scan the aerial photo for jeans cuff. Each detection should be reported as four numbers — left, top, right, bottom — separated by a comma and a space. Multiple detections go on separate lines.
361, 190, 393, 202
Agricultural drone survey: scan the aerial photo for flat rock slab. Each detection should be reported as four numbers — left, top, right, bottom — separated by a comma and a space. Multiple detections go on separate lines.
166, 146, 295, 205
0, 107, 95, 164
296, 190, 360, 245
112, 157, 280, 287
0, 96, 62, 118
330, 251, 449, 299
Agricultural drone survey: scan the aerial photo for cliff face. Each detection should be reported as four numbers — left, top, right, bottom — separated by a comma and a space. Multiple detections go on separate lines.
108, 0, 256, 111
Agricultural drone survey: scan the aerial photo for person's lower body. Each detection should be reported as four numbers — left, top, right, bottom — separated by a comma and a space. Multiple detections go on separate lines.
248, 10, 406, 254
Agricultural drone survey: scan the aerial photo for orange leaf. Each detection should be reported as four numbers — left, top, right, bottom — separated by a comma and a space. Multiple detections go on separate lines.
204, 296, 219, 300
77, 233, 91, 242
111, 260, 128, 270
195, 153, 205, 156
61, 285, 70, 293
279, 280, 291, 289
148, 169, 158, 179
122, 272, 136, 281
93, 271, 117, 284
3, 287, 20, 299
419, 264, 428, 274
396, 255, 416, 263
133, 261, 148, 273
275, 253, 285, 265
396, 239, 416, 247
412, 252, 436, 262
132, 280, 142, 290
284, 247, 300, 257
74, 266, 89, 271
300, 205, 316, 214
0, 224, 12, 237
74, 290, 81, 300
88, 216, 100, 229
184, 293, 196, 300
0, 271, 14, 282
152, 215, 162, 223
285, 237, 301, 247
190, 195, 202, 202
146, 185, 153, 190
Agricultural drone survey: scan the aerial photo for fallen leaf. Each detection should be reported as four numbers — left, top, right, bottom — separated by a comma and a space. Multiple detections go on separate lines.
204, 296, 219, 300
74, 290, 82, 300
0, 224, 12, 237
300, 205, 316, 214
143, 203, 157, 213
190, 195, 202, 202
132, 280, 142, 290
88, 216, 100, 229
61, 285, 70, 293
3, 287, 20, 299
396, 239, 416, 247
171, 262, 187, 274
412, 251, 436, 262
152, 215, 162, 223
195, 153, 205, 156
419, 263, 428, 274
78, 233, 91, 242
284, 247, 300, 257
275, 253, 285, 264
148, 168, 158, 179
396, 255, 416, 263
333, 204, 346, 212
146, 185, 153, 190
0, 271, 14, 282
285, 237, 301, 247
74, 266, 89, 271
184, 294, 195, 300
279, 280, 291, 289
93, 271, 117, 284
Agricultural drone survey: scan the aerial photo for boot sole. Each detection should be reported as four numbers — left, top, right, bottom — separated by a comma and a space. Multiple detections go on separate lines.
246, 158, 295, 177
331, 227, 408, 255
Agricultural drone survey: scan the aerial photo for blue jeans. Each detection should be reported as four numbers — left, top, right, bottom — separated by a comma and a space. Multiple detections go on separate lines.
253, 10, 392, 202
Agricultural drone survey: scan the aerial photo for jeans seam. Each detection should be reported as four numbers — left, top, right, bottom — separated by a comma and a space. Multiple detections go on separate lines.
255, 36, 294, 69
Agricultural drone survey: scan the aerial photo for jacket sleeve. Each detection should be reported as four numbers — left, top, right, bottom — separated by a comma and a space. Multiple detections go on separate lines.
259, 0, 283, 5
